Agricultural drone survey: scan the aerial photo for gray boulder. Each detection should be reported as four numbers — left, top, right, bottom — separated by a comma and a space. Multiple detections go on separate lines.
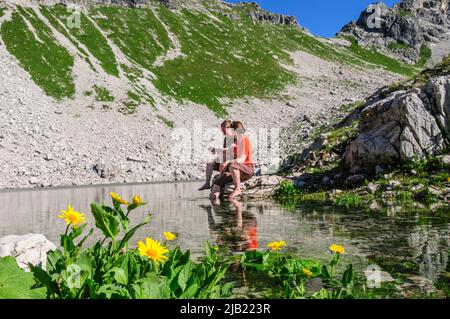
343, 75, 450, 173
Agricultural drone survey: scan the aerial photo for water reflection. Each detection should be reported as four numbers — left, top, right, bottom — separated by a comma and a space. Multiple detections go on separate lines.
200, 197, 259, 253
0, 182, 449, 296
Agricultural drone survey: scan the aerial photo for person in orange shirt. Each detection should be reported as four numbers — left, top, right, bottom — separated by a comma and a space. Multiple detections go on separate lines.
211, 121, 255, 200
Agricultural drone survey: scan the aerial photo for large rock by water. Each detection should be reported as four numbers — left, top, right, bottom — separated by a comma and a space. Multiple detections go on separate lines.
0, 234, 56, 271
343, 75, 450, 173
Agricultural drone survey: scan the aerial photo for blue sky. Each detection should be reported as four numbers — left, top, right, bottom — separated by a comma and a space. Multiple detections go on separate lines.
225, 0, 399, 38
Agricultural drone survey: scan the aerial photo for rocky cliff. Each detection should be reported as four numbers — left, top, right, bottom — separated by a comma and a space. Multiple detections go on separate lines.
338, 0, 450, 65
343, 56, 450, 174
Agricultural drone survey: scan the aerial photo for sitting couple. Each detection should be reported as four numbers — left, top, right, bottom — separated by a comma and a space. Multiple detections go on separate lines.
198, 120, 254, 200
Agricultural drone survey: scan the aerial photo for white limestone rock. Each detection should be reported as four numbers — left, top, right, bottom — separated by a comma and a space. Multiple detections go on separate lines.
0, 233, 57, 271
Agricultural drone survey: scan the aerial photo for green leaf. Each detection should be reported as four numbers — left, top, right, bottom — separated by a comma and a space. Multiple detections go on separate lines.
46, 249, 63, 273
29, 263, 53, 289
0, 257, 46, 299
96, 284, 131, 299
177, 261, 193, 291
134, 274, 162, 299
180, 283, 198, 299
91, 203, 119, 239
126, 203, 145, 215
108, 267, 128, 285
117, 214, 152, 252
341, 264, 354, 287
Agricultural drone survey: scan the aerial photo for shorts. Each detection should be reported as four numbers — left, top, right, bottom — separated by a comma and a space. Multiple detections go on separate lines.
213, 163, 254, 188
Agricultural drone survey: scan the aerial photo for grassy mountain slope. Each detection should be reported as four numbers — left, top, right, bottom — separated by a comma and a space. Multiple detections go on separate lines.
0, 1, 424, 115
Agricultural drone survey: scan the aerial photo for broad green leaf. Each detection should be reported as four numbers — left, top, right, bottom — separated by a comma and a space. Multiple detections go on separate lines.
91, 203, 119, 239
134, 274, 162, 299
341, 264, 354, 287
180, 283, 198, 299
96, 284, 131, 299
177, 261, 193, 291
0, 257, 46, 299
46, 249, 63, 273
108, 267, 128, 285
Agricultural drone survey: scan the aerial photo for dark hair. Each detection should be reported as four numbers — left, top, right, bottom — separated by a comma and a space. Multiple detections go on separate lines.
221, 120, 232, 128
232, 121, 245, 133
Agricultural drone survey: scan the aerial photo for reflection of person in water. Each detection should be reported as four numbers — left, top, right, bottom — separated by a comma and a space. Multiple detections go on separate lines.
200, 198, 258, 252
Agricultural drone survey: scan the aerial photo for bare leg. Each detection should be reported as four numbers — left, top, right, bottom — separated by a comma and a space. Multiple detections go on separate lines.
199, 162, 214, 190
229, 167, 242, 198
210, 184, 221, 205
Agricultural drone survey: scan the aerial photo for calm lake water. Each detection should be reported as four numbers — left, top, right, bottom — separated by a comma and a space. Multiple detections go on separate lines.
0, 181, 449, 298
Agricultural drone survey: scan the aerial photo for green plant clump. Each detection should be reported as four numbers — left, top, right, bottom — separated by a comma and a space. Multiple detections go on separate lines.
157, 115, 175, 128
94, 86, 115, 102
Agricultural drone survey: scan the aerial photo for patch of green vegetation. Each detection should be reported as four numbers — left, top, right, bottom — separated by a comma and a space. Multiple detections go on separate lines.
340, 36, 417, 76
416, 44, 432, 68
127, 90, 141, 103
154, 8, 298, 115
387, 42, 411, 51
94, 86, 115, 102
84, 90, 93, 97
395, 191, 414, 203
120, 100, 138, 115
39, 6, 91, 60
397, 8, 413, 17
157, 114, 175, 128
325, 120, 359, 152
0, 7, 5, 17
1, 7, 75, 99
274, 180, 302, 198
333, 193, 363, 207
339, 100, 366, 113
382, 55, 450, 97
91, 6, 172, 71
42, 5, 119, 77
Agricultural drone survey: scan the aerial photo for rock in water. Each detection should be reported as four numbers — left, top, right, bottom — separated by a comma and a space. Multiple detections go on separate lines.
343, 75, 450, 174
0, 234, 57, 271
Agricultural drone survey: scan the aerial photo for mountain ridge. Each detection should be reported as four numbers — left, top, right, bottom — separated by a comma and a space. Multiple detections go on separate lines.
338, 0, 450, 66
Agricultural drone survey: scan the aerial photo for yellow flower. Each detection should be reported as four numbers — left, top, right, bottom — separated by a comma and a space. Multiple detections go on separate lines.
267, 240, 286, 251
110, 192, 129, 205
447, 177, 450, 182
163, 231, 176, 241
303, 268, 313, 277
137, 238, 169, 264
329, 244, 345, 255
132, 195, 142, 205
58, 205, 86, 227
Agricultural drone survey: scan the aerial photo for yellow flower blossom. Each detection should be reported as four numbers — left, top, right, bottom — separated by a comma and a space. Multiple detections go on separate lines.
132, 195, 142, 205
329, 244, 345, 255
267, 240, 286, 251
303, 268, 313, 277
58, 205, 86, 227
163, 231, 176, 241
110, 192, 129, 205
137, 238, 169, 264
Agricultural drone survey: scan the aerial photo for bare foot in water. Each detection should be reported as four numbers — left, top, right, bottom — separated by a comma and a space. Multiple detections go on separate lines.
229, 189, 241, 199
198, 184, 211, 191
